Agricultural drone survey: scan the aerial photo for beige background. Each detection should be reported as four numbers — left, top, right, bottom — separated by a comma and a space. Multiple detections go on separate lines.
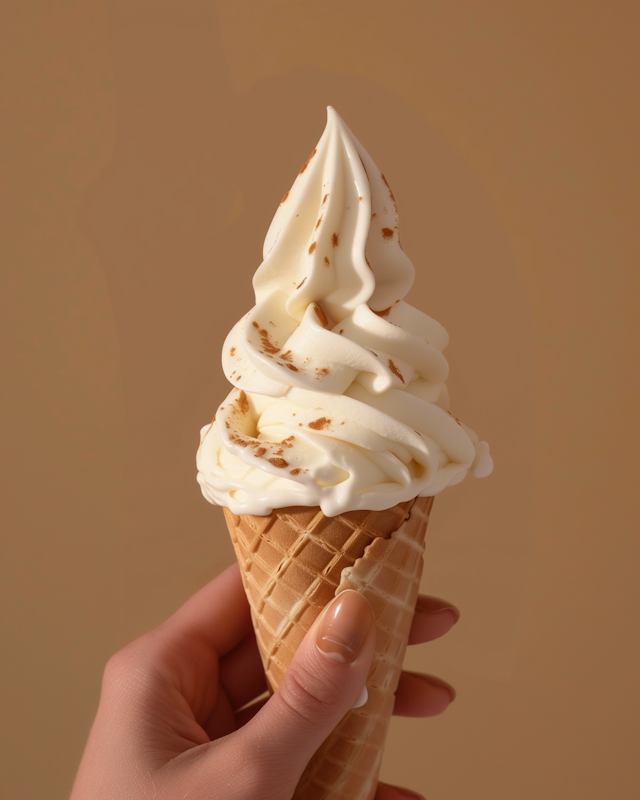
1, 1, 639, 798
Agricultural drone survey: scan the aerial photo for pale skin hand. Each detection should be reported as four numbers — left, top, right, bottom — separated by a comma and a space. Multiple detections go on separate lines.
70, 563, 458, 800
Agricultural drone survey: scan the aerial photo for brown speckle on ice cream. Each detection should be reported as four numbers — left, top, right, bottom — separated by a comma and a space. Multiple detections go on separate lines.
388, 359, 405, 383
236, 390, 250, 414
299, 148, 317, 174
313, 303, 329, 328
308, 417, 331, 430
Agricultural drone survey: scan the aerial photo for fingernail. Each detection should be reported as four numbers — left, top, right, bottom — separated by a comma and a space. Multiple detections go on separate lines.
316, 590, 373, 663
412, 672, 457, 703
416, 596, 460, 623
395, 788, 426, 800
351, 685, 368, 709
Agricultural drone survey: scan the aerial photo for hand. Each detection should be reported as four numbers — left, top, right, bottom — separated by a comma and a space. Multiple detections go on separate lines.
70, 562, 458, 800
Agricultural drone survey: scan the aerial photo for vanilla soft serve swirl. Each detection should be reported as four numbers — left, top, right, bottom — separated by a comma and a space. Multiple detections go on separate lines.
197, 107, 492, 516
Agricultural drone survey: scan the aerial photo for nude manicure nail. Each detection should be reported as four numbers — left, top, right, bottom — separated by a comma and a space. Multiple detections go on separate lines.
395, 788, 426, 799
408, 671, 457, 703
316, 590, 373, 663
415, 595, 460, 622
351, 684, 368, 709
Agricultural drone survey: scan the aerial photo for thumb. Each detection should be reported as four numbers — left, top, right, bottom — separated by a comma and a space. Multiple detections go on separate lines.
238, 590, 375, 795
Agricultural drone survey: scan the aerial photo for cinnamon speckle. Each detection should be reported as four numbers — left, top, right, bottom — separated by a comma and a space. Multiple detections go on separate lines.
324, 256, 330, 267
229, 346, 236, 356
299, 148, 317, 174
234, 391, 250, 417
365, 255, 372, 270
315, 367, 329, 378
309, 417, 331, 430
252, 321, 259, 328
374, 306, 392, 317
388, 359, 405, 383
308, 241, 317, 254
281, 191, 289, 204
315, 216, 323, 230
269, 320, 276, 327
257, 326, 280, 355
339, 329, 344, 335
313, 303, 329, 328
359, 196, 363, 200
296, 277, 307, 289
290, 468, 302, 475
255, 447, 266, 457
285, 363, 299, 372
381, 227, 394, 239
280, 350, 293, 362
381, 173, 397, 205
322, 193, 329, 204
371, 212, 377, 219
331, 232, 339, 247
268, 457, 289, 468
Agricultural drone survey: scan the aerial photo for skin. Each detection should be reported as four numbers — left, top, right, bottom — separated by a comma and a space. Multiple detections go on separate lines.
70, 563, 459, 800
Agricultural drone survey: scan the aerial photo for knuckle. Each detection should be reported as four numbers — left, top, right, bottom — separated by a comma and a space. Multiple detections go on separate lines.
278, 661, 344, 724
102, 640, 154, 693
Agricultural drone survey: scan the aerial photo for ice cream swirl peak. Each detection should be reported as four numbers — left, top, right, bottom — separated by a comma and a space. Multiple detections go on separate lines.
197, 107, 492, 516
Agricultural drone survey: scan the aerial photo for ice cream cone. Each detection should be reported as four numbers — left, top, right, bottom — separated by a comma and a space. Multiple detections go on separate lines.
223, 494, 434, 800
199, 105, 492, 798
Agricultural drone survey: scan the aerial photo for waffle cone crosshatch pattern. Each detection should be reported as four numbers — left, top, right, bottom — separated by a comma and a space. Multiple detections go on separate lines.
226, 498, 433, 799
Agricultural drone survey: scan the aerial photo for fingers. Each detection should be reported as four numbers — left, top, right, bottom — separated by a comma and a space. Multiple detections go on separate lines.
226, 590, 376, 799
234, 693, 269, 728
393, 670, 455, 717
408, 594, 460, 645
376, 782, 426, 800
162, 562, 252, 657
218, 631, 268, 711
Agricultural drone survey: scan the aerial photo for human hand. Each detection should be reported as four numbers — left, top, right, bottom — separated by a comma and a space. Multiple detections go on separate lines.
70, 562, 458, 800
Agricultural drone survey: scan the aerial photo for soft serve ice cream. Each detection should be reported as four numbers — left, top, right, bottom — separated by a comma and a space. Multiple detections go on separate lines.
197, 107, 492, 517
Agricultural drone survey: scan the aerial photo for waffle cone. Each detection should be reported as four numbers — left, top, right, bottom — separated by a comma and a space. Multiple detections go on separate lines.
223, 495, 434, 800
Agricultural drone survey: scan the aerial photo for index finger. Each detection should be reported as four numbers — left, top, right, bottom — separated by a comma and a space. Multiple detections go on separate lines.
162, 561, 252, 657
408, 594, 460, 645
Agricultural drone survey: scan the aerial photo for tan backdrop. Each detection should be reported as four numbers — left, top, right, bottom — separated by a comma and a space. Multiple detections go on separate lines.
1, 2, 638, 799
